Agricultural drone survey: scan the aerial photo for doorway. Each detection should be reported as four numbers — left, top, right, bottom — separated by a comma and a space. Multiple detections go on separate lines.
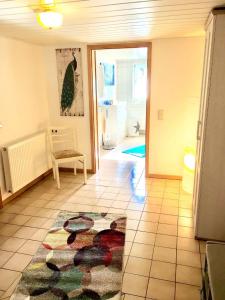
88, 43, 151, 177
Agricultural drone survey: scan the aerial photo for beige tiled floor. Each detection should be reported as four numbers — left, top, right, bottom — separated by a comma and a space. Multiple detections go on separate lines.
0, 157, 205, 299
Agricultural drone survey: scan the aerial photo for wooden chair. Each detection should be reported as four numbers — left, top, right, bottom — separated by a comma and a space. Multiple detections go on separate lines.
48, 127, 87, 189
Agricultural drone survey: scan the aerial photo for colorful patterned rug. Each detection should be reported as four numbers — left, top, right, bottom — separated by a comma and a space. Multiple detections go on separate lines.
11, 212, 126, 300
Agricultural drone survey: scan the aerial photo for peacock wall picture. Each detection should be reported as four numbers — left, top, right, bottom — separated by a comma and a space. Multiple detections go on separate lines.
56, 48, 84, 116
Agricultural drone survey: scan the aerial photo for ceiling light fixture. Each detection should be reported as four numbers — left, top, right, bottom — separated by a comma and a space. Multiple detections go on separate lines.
34, 1, 63, 29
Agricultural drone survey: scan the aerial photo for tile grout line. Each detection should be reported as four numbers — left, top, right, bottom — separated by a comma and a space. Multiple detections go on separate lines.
174, 208, 179, 300
144, 182, 165, 299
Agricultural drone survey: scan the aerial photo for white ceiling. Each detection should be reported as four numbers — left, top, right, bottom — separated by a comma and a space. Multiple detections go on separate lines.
0, 0, 224, 45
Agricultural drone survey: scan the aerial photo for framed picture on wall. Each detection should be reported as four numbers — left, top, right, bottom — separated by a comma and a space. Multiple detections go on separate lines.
56, 48, 84, 116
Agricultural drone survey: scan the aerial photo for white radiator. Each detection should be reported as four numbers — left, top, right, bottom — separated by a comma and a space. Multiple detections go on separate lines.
2, 131, 51, 193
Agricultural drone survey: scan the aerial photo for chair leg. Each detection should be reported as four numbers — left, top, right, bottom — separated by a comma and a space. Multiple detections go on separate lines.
55, 163, 60, 189
74, 162, 77, 175
83, 158, 87, 185
52, 163, 56, 180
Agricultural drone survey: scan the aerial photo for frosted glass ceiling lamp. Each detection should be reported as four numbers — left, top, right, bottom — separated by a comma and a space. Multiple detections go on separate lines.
37, 10, 63, 29
34, 0, 63, 29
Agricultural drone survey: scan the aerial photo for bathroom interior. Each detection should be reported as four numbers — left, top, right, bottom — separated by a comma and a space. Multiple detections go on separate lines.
95, 48, 148, 165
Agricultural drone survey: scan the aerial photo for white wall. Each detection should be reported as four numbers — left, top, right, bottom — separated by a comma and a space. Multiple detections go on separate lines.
0, 36, 205, 195
43, 44, 92, 169
149, 37, 205, 176
0, 36, 49, 195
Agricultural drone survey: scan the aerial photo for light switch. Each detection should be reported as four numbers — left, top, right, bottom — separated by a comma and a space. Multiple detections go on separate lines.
158, 109, 164, 120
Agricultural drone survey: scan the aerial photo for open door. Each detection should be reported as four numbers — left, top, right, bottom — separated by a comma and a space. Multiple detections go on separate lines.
88, 42, 151, 176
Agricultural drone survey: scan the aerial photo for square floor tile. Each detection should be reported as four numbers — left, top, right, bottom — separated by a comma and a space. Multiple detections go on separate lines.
116, 194, 131, 202
179, 208, 193, 218
14, 226, 37, 239
177, 250, 201, 268
134, 231, 156, 245
0, 236, 8, 246
123, 255, 128, 270
150, 260, 176, 281
101, 192, 117, 200
108, 208, 124, 214
130, 243, 154, 259
92, 206, 109, 213
176, 265, 202, 286
144, 204, 161, 213
4, 205, 24, 214
30, 199, 49, 208
145, 197, 162, 205
178, 217, 193, 228
112, 201, 128, 209
31, 229, 48, 241
162, 199, 179, 207
0, 237, 26, 252
128, 203, 144, 211
124, 241, 132, 255
3, 253, 32, 271
39, 193, 55, 200
164, 193, 179, 200
21, 206, 41, 216
126, 230, 136, 242
179, 200, 192, 209
126, 210, 142, 220
178, 226, 194, 238
161, 206, 178, 216
153, 246, 176, 263
124, 295, 144, 300
175, 283, 201, 300
0, 250, 13, 267
155, 234, 177, 249
122, 273, 148, 297
0, 269, 21, 291
41, 219, 55, 229
0, 213, 16, 223
105, 187, 120, 194
25, 217, 48, 228
17, 240, 41, 255
126, 256, 151, 276
97, 199, 113, 207
177, 237, 199, 252
147, 278, 175, 300
141, 212, 159, 222
138, 221, 158, 233
148, 191, 164, 198
159, 214, 178, 225
157, 224, 177, 236
0, 274, 21, 299
0, 224, 20, 237
9, 215, 31, 226
127, 219, 139, 230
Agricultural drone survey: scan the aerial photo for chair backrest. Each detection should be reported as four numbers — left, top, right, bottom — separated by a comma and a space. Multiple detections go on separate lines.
48, 127, 76, 154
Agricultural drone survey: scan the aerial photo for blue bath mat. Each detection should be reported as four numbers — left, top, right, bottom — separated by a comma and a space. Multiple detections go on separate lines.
122, 145, 146, 158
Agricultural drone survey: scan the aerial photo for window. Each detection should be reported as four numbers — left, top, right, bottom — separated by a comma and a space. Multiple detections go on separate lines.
132, 63, 147, 101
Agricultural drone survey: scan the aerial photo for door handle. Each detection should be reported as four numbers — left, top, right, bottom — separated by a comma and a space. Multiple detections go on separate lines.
197, 121, 201, 140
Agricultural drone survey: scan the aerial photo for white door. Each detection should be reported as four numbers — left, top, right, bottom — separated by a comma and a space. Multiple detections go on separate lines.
193, 18, 214, 232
